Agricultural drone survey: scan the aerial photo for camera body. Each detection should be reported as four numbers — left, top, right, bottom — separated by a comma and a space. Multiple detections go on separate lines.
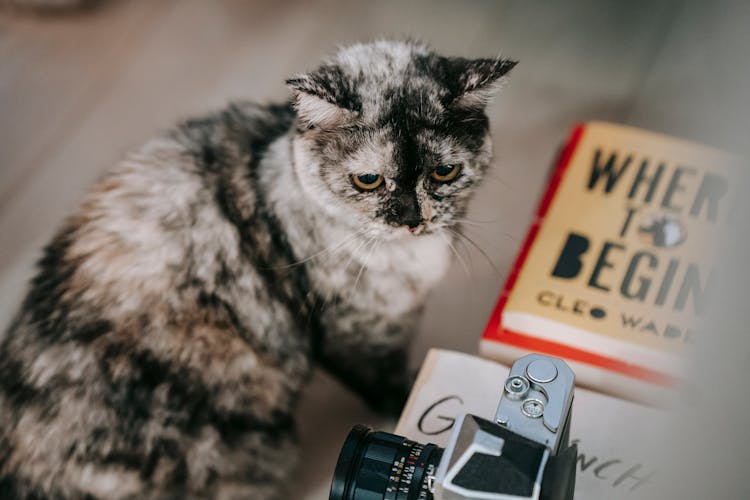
330, 354, 577, 500
432, 354, 576, 499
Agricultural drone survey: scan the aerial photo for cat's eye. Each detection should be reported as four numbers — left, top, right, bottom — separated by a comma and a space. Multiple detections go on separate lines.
352, 173, 384, 191
431, 164, 461, 183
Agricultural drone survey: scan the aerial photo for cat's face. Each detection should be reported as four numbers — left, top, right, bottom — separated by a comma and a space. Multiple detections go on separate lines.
288, 40, 516, 240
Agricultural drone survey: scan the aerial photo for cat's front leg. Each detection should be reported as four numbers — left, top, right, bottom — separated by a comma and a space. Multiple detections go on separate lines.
316, 312, 419, 415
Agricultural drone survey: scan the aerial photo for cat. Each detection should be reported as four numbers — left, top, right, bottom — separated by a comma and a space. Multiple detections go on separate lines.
0, 40, 515, 499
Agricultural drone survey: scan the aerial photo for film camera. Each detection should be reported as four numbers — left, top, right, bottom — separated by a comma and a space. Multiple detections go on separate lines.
329, 354, 577, 500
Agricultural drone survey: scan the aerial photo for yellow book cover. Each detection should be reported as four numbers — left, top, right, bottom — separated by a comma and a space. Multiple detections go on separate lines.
480, 122, 736, 402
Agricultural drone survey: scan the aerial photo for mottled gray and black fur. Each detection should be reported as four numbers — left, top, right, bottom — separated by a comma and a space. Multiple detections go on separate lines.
0, 40, 515, 499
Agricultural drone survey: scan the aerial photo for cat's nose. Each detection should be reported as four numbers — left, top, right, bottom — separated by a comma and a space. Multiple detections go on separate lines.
386, 192, 423, 229
402, 216, 422, 230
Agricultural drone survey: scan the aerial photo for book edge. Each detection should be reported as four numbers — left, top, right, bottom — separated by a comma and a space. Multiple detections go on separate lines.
479, 339, 675, 406
502, 311, 683, 376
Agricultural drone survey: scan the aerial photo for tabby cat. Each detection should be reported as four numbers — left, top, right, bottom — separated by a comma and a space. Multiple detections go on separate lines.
0, 40, 515, 499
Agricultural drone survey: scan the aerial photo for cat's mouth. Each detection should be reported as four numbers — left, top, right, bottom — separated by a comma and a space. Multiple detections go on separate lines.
409, 225, 428, 236
396, 223, 431, 237
381, 217, 444, 239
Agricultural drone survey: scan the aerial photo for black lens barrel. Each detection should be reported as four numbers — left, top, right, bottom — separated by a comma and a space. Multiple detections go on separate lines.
330, 425, 443, 500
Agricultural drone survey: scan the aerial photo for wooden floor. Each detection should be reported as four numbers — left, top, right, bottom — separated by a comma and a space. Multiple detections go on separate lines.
1, 0, 749, 497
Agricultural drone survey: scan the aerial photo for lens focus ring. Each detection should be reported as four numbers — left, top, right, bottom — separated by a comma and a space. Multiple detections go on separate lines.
330, 425, 443, 500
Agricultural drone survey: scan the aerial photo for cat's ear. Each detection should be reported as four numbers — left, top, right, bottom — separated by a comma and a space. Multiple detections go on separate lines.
443, 57, 517, 109
286, 67, 358, 129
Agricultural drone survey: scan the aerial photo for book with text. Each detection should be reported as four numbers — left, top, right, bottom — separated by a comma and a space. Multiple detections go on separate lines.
480, 122, 736, 402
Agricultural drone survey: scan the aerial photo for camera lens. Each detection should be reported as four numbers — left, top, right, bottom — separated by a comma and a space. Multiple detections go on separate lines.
330, 425, 444, 500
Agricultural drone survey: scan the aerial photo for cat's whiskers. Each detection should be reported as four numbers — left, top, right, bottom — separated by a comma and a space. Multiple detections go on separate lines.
452, 218, 490, 228
445, 226, 504, 279
453, 218, 519, 243
341, 231, 374, 278
483, 172, 513, 190
351, 236, 381, 296
267, 228, 368, 270
452, 218, 519, 243
316, 231, 376, 316
440, 230, 471, 281
452, 216, 504, 225
304, 229, 370, 311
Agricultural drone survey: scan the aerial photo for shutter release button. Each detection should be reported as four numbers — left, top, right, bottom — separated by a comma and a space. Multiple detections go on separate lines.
526, 359, 558, 383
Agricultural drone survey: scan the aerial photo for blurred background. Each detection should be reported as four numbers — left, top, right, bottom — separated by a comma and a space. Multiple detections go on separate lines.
1, 0, 749, 498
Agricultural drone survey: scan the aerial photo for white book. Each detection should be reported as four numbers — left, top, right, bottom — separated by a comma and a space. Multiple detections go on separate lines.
395, 349, 668, 500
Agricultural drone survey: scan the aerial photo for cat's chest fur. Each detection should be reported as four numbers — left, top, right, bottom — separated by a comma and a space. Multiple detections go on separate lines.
311, 229, 451, 318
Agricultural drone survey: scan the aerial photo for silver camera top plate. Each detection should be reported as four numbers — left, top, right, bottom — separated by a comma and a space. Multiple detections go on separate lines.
495, 354, 574, 454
